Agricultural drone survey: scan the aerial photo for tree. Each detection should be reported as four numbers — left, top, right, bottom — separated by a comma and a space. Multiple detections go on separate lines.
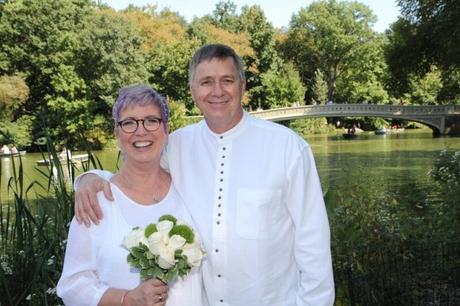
311, 69, 328, 104
188, 18, 253, 57
147, 39, 201, 112
0, 0, 94, 147
384, 19, 424, 97
385, 0, 460, 104
238, 5, 283, 109
397, 0, 460, 68
283, 0, 378, 102
0, 75, 31, 148
0, 1, 149, 148
167, 99, 189, 132
119, 5, 188, 50
337, 35, 389, 104
211, 0, 239, 32
261, 62, 306, 108
404, 65, 443, 105
0, 75, 29, 119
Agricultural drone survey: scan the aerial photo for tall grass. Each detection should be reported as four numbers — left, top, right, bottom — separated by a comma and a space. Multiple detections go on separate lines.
0, 138, 106, 305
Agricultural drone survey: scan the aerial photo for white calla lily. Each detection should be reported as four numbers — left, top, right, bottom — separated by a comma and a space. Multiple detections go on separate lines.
182, 243, 204, 267
146, 232, 163, 255
168, 235, 186, 251
158, 245, 176, 269
122, 227, 147, 249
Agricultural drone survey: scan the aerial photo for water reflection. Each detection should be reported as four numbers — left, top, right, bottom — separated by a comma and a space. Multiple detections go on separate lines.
0, 130, 459, 201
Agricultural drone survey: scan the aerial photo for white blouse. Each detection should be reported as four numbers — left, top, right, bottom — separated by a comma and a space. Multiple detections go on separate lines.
57, 183, 207, 306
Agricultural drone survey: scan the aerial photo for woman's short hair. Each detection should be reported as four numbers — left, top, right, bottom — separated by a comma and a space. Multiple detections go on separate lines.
188, 44, 246, 87
112, 85, 169, 130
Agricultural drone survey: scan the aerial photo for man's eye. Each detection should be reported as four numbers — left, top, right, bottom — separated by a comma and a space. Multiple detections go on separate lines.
200, 80, 212, 86
222, 79, 234, 84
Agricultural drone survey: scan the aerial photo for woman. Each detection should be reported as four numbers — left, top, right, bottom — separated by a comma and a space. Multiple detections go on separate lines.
57, 85, 207, 306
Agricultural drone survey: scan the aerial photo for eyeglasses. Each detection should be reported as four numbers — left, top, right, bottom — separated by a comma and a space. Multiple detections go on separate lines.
117, 116, 163, 133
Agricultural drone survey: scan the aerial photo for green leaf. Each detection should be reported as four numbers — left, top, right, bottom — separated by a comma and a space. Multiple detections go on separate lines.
131, 247, 145, 258
145, 223, 158, 237
159, 214, 177, 224
169, 224, 194, 243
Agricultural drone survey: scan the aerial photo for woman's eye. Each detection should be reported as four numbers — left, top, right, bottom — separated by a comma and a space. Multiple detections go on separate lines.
146, 118, 159, 124
123, 120, 136, 127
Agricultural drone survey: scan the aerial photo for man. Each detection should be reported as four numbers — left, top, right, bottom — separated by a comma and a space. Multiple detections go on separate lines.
75, 44, 334, 305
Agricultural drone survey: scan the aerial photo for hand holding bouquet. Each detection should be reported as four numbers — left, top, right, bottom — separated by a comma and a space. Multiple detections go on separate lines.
122, 214, 205, 284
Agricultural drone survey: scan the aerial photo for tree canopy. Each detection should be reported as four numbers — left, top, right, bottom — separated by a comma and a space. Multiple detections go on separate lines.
0, 0, 458, 149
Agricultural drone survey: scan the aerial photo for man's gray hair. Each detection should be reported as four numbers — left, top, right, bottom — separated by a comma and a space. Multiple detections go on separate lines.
188, 44, 246, 87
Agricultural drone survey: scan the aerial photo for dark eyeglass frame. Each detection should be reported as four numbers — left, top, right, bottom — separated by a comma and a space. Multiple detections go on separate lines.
117, 116, 163, 133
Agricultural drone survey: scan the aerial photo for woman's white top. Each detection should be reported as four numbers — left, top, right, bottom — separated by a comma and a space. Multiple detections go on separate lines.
57, 183, 207, 306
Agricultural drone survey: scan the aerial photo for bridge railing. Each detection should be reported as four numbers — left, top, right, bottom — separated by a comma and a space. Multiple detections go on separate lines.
250, 104, 460, 119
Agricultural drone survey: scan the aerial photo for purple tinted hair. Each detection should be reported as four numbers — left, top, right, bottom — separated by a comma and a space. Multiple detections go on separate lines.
112, 85, 169, 131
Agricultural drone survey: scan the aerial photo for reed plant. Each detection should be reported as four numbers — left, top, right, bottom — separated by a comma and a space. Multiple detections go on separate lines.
0, 136, 106, 305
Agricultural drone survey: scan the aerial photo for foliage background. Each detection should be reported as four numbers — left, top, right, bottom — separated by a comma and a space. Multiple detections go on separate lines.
0, 0, 458, 150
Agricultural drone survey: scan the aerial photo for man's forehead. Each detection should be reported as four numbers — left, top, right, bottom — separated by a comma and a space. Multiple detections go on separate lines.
195, 58, 238, 76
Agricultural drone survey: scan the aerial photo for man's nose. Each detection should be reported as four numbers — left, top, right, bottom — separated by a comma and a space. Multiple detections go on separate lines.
212, 81, 224, 95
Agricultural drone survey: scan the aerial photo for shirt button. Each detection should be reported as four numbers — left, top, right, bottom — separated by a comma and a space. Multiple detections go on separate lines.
220, 136, 223, 139
223, 147, 226, 150
218, 213, 221, 216
222, 155, 225, 158
217, 221, 220, 225
220, 299, 224, 303
215, 249, 219, 253
218, 274, 222, 278
221, 163, 224, 166
220, 171, 224, 174
218, 204, 221, 207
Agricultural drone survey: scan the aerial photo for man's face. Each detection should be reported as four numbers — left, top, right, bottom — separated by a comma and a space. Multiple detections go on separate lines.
190, 57, 245, 134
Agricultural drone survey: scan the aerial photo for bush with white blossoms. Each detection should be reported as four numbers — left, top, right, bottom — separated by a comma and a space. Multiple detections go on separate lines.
122, 214, 205, 283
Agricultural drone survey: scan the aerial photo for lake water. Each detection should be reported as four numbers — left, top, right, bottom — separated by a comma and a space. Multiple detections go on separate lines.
1, 129, 459, 201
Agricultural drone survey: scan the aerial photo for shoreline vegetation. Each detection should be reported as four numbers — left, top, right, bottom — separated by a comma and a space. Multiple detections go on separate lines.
1, 138, 458, 305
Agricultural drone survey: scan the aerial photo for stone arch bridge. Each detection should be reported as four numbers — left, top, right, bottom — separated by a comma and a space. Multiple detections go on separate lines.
250, 104, 460, 135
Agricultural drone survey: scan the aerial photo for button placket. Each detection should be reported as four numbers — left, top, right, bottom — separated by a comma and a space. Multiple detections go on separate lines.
216, 145, 227, 225
213, 139, 229, 304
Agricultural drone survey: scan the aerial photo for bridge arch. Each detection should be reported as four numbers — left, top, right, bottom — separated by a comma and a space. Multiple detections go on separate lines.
250, 104, 460, 135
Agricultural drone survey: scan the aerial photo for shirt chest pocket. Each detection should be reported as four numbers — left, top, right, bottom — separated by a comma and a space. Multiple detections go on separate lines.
236, 188, 282, 239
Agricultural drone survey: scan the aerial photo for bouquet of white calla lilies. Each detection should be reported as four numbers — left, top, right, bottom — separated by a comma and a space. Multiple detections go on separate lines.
122, 214, 205, 283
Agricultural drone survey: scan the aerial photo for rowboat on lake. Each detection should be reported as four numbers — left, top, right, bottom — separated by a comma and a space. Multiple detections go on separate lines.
35, 154, 89, 166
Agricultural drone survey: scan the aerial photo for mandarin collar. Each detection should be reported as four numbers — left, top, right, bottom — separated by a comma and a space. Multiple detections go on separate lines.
202, 111, 249, 143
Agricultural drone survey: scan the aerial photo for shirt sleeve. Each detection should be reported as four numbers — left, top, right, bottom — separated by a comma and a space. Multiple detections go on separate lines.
56, 217, 108, 306
286, 145, 335, 306
73, 169, 114, 191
